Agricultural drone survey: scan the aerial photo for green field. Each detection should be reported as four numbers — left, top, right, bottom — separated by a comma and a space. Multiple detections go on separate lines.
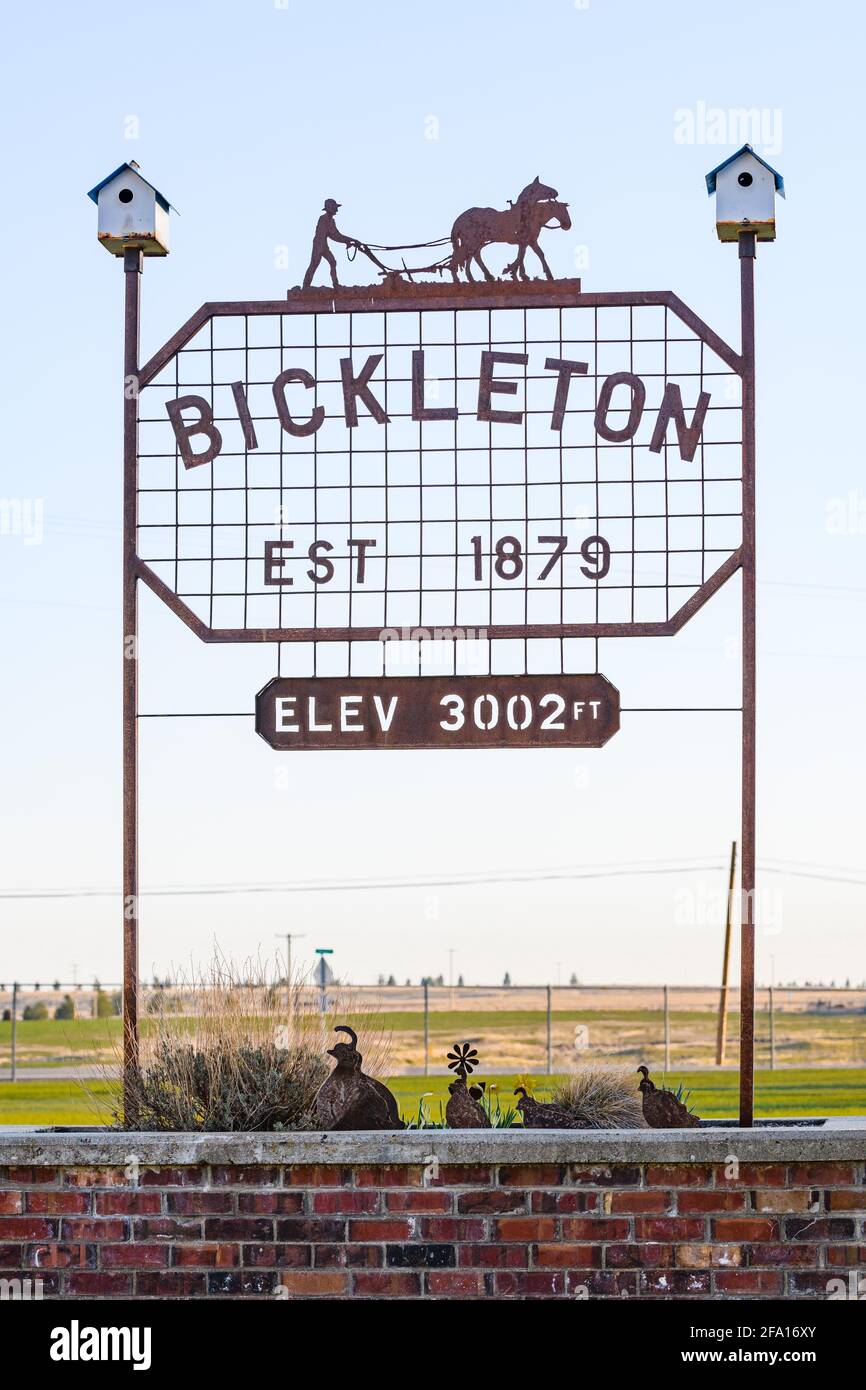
0, 1069, 864, 1127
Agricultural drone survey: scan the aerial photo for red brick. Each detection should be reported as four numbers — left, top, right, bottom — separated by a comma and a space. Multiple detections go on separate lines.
715, 1269, 782, 1294
713, 1217, 778, 1241
60, 1219, 126, 1243
313, 1190, 380, 1215
534, 1243, 602, 1268
560, 1217, 630, 1240
284, 1165, 353, 1186
426, 1270, 485, 1295
238, 1192, 304, 1214
494, 1217, 556, 1242
0, 1244, 22, 1264
531, 1190, 599, 1214
204, 1217, 274, 1241
243, 1243, 310, 1268
495, 1270, 565, 1295
458, 1242, 527, 1268
568, 1165, 640, 1186
678, 1190, 747, 1214
826, 1190, 866, 1212
748, 1244, 817, 1266
753, 1189, 813, 1213
5, 1167, 60, 1185
276, 1271, 349, 1296
795, 1163, 856, 1186
676, 1243, 742, 1269
24, 1243, 94, 1269
172, 1244, 239, 1268
608, 1191, 671, 1214
63, 1168, 126, 1188
605, 1243, 673, 1268
634, 1217, 705, 1241
101, 1244, 168, 1268
167, 1191, 233, 1215
348, 1219, 410, 1241
386, 1191, 452, 1214
354, 1166, 424, 1188
276, 1217, 345, 1242
498, 1165, 564, 1187
458, 1189, 526, 1214
789, 1271, 841, 1295
826, 1245, 866, 1267
641, 1269, 710, 1295
433, 1166, 492, 1186
140, 1166, 206, 1187
646, 1165, 713, 1187
353, 1271, 421, 1295
132, 1217, 201, 1240
719, 1163, 786, 1187
419, 1217, 485, 1241
65, 1272, 132, 1296
95, 1191, 161, 1216
136, 1271, 206, 1296
208, 1165, 280, 1186
26, 1191, 88, 1215
0, 1218, 57, 1240
568, 1270, 638, 1298
314, 1243, 382, 1268
0, 1193, 23, 1214
784, 1216, 856, 1241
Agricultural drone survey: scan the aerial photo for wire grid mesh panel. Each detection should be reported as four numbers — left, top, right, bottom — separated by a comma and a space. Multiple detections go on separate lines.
137, 291, 743, 674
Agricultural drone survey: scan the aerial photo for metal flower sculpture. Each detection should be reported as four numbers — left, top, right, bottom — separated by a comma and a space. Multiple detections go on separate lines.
447, 1041, 480, 1084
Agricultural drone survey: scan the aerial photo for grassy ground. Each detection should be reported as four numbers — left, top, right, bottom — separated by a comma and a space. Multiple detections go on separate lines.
1, 1068, 864, 1127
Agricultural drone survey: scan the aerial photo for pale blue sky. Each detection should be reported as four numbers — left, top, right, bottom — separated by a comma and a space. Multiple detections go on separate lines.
0, 0, 864, 987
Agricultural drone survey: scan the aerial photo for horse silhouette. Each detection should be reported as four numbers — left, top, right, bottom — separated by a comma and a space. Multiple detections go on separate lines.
450, 178, 571, 282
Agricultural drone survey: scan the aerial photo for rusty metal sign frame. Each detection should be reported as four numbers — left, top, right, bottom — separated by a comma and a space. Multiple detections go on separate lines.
120, 264, 758, 1125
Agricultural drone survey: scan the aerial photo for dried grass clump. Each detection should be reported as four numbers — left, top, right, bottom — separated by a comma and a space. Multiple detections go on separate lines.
550, 1065, 647, 1130
102, 951, 392, 1132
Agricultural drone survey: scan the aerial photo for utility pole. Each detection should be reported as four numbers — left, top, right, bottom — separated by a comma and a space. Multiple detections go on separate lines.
275, 932, 306, 1015
716, 841, 738, 1066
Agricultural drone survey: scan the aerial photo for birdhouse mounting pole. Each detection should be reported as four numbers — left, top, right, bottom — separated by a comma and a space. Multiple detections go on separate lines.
122, 245, 143, 1112
738, 230, 757, 1128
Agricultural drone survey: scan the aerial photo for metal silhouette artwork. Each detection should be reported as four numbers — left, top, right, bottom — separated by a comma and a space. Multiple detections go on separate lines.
313, 1025, 404, 1130
637, 1065, 701, 1129
445, 1042, 490, 1128
513, 1085, 579, 1129
300, 176, 571, 288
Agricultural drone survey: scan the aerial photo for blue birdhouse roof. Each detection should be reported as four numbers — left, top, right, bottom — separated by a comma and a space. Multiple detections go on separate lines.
87, 163, 172, 212
705, 145, 785, 198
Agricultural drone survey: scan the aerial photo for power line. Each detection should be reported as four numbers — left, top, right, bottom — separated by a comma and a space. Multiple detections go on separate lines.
2, 856, 865, 901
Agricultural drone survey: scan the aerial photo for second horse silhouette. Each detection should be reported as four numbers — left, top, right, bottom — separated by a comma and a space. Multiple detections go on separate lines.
313, 1026, 404, 1130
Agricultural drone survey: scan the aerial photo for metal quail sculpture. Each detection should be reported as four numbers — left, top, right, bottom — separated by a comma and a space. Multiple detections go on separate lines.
313, 1025, 404, 1130
444, 1042, 490, 1129
514, 1085, 582, 1129
637, 1065, 700, 1129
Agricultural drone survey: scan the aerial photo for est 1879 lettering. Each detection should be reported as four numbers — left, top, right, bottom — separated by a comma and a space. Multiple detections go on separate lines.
255, 674, 620, 751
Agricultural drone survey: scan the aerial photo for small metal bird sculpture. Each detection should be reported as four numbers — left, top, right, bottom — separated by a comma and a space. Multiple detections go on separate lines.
637, 1065, 700, 1129
514, 1085, 581, 1129
445, 1041, 490, 1128
313, 1025, 404, 1130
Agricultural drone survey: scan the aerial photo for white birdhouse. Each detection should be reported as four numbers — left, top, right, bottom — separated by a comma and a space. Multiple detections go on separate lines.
87, 162, 171, 256
705, 144, 785, 243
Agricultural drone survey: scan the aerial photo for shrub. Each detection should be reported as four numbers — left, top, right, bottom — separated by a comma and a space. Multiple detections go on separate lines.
22, 1002, 49, 1021
550, 1066, 646, 1129
54, 995, 76, 1021
103, 952, 390, 1133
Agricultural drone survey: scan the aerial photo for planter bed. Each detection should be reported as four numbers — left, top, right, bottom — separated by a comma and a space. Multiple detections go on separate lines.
1, 1121, 864, 1300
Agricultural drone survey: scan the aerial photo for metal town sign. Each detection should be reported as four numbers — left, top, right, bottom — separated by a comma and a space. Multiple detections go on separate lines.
90, 148, 783, 1123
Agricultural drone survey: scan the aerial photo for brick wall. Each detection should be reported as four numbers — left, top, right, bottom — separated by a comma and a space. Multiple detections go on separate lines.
1, 1140, 864, 1299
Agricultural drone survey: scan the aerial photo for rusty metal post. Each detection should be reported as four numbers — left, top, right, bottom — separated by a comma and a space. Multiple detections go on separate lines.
423, 980, 429, 1076
10, 982, 18, 1083
716, 840, 738, 1065
123, 246, 143, 1114
739, 231, 757, 1126
546, 985, 553, 1074
663, 984, 670, 1073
